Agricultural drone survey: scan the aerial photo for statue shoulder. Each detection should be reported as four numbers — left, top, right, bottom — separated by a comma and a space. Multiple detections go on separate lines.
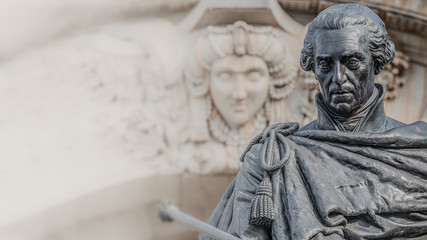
299, 120, 318, 131
383, 117, 406, 131
241, 142, 264, 167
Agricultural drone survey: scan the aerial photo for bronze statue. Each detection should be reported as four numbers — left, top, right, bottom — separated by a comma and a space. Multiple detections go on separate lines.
200, 4, 427, 240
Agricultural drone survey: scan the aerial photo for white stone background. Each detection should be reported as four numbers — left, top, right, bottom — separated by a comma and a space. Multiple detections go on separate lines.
0, 0, 193, 234
0, 1, 426, 239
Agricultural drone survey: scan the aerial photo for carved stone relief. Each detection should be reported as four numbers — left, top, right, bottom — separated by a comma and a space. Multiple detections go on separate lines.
375, 51, 410, 100
184, 21, 297, 170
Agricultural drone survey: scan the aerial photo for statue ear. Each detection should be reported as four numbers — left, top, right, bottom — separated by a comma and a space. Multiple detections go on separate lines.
300, 52, 313, 72
373, 40, 395, 75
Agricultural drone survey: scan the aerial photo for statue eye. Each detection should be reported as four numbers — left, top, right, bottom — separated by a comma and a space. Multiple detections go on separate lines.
346, 58, 360, 69
247, 70, 263, 82
318, 59, 332, 72
217, 71, 232, 80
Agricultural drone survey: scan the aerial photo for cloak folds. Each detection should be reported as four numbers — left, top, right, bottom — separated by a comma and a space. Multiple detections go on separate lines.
201, 122, 427, 240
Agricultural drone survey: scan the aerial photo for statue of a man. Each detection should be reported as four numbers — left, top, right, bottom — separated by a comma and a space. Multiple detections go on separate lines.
201, 4, 427, 240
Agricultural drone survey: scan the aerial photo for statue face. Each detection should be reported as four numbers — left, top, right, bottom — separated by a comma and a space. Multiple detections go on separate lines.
313, 26, 375, 115
210, 55, 270, 128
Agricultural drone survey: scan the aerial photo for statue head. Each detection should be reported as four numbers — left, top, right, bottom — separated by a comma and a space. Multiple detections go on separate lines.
209, 54, 270, 128
300, 4, 395, 115
185, 21, 296, 152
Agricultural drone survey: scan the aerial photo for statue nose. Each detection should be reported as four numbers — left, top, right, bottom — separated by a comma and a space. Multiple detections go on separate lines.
332, 62, 347, 86
232, 75, 248, 100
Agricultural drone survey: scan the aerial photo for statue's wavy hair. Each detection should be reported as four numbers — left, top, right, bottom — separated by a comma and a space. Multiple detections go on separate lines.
300, 4, 395, 75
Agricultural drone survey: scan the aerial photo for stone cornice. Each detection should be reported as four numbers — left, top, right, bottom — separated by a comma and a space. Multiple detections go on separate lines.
278, 0, 427, 36
140, 0, 426, 37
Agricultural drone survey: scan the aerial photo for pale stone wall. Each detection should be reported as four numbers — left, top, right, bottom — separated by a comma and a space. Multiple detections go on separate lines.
0, 174, 234, 240
0, 16, 186, 229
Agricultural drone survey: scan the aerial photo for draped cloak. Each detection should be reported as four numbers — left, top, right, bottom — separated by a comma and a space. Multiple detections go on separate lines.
201, 86, 427, 240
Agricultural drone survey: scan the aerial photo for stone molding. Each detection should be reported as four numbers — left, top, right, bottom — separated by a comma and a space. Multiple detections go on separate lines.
278, 0, 427, 36
123, 0, 427, 37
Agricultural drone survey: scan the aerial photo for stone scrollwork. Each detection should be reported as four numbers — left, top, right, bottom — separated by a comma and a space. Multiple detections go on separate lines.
375, 51, 410, 100
184, 21, 297, 164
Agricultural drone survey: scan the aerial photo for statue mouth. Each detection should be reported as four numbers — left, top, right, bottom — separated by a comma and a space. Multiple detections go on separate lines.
330, 88, 354, 97
332, 92, 352, 98
233, 102, 247, 112
331, 93, 353, 103
331, 88, 353, 94
334, 91, 351, 94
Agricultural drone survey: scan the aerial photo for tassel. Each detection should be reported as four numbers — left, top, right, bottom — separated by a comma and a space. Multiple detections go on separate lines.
249, 174, 274, 227
245, 122, 298, 228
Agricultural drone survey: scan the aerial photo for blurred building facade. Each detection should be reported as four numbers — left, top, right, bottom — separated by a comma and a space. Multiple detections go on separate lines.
0, 0, 425, 239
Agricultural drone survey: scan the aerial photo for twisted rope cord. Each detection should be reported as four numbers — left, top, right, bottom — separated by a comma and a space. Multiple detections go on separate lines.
240, 122, 298, 171
245, 122, 299, 227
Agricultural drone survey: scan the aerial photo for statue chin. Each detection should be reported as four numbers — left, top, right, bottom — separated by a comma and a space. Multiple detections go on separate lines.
224, 118, 248, 129
220, 111, 253, 129
330, 103, 354, 115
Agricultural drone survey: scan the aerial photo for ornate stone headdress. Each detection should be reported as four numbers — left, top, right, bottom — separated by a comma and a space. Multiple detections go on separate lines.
184, 21, 296, 152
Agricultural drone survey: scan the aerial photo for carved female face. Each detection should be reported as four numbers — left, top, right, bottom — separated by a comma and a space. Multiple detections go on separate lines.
210, 55, 270, 128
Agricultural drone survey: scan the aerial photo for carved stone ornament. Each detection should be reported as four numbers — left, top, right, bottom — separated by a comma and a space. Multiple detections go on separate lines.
375, 51, 410, 100
184, 21, 297, 162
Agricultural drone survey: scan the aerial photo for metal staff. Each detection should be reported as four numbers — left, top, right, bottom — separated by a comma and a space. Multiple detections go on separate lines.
158, 201, 246, 240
